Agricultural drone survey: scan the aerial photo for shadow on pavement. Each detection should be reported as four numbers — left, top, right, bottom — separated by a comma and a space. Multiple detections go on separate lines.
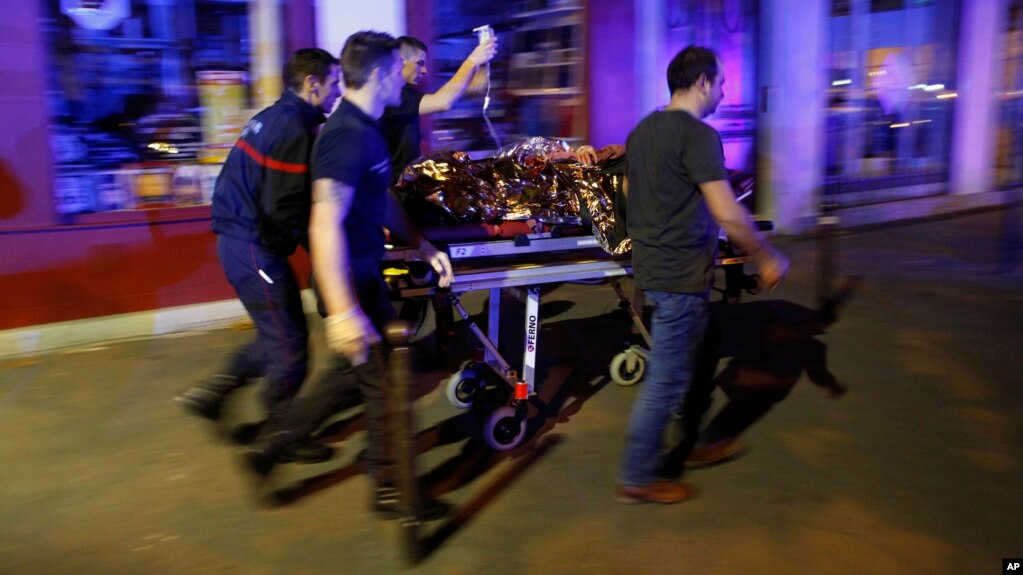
662, 277, 861, 476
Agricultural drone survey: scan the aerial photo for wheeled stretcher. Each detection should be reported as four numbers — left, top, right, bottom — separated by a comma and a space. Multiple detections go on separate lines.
382, 222, 769, 451
384, 227, 628, 450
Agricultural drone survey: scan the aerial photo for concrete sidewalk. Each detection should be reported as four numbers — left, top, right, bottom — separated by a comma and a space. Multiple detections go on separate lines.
1, 209, 1021, 574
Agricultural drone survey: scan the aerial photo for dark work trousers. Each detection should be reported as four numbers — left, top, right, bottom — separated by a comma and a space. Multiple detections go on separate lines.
275, 259, 397, 482
216, 234, 309, 410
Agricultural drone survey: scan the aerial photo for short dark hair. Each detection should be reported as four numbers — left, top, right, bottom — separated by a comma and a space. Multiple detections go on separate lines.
341, 30, 399, 89
396, 35, 428, 55
667, 45, 719, 94
283, 48, 339, 93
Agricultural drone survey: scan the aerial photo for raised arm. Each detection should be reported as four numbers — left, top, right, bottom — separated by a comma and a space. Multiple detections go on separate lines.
419, 39, 497, 115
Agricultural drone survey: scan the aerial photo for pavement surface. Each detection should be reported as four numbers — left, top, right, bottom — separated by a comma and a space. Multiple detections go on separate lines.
1, 209, 1021, 575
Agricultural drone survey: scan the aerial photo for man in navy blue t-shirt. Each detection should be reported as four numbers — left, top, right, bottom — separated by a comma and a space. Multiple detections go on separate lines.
244, 31, 453, 521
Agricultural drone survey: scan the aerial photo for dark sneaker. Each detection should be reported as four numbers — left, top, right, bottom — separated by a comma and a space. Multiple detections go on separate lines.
241, 431, 293, 477
242, 436, 336, 478
228, 421, 266, 445
373, 484, 452, 522
277, 440, 336, 464
616, 480, 695, 504
243, 448, 277, 478
174, 387, 224, 420
174, 375, 243, 421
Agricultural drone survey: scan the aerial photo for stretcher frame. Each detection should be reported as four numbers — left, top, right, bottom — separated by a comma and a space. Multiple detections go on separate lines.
384, 229, 762, 450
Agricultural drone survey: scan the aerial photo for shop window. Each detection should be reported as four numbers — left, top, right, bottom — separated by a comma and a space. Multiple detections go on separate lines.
424, 0, 587, 152
997, 0, 1023, 189
665, 0, 759, 176
870, 0, 905, 13
41, 0, 262, 217
825, 0, 959, 204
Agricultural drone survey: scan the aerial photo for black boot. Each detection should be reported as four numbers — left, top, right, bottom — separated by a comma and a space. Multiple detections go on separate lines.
243, 433, 337, 477
242, 431, 293, 477
174, 375, 243, 421
373, 483, 452, 522
278, 440, 336, 464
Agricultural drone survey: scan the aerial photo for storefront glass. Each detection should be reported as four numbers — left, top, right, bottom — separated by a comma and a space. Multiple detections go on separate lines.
423, 0, 587, 152
997, 0, 1023, 189
825, 0, 960, 204
41, 0, 262, 216
665, 0, 759, 175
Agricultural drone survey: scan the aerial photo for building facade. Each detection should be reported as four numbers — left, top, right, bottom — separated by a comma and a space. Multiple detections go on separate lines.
0, 0, 1018, 352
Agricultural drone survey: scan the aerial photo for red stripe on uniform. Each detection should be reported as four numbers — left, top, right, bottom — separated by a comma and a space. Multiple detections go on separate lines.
236, 139, 308, 174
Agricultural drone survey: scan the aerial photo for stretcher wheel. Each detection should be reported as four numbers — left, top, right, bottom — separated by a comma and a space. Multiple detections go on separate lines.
445, 368, 483, 409
483, 406, 526, 450
610, 349, 645, 386
745, 274, 763, 295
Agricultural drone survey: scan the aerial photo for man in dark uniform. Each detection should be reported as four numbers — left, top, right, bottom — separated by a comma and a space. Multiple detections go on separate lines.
381, 35, 497, 185
244, 31, 454, 521
380, 35, 496, 346
175, 49, 340, 463
617, 46, 788, 505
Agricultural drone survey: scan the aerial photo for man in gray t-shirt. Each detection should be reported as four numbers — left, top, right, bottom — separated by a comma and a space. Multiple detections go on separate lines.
627, 110, 727, 294
617, 46, 788, 505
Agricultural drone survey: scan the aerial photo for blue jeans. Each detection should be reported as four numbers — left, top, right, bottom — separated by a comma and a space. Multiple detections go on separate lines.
619, 289, 710, 486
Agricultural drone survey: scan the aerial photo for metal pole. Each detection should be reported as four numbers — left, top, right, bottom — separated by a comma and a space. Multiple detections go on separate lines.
998, 188, 1022, 274
385, 320, 422, 566
816, 201, 840, 307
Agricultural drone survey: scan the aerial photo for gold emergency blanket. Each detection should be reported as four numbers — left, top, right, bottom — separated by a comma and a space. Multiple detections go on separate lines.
395, 137, 631, 255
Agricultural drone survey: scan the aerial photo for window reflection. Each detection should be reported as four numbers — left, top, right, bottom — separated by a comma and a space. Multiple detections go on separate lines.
825, 0, 959, 203
997, 0, 1023, 189
43, 0, 250, 215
